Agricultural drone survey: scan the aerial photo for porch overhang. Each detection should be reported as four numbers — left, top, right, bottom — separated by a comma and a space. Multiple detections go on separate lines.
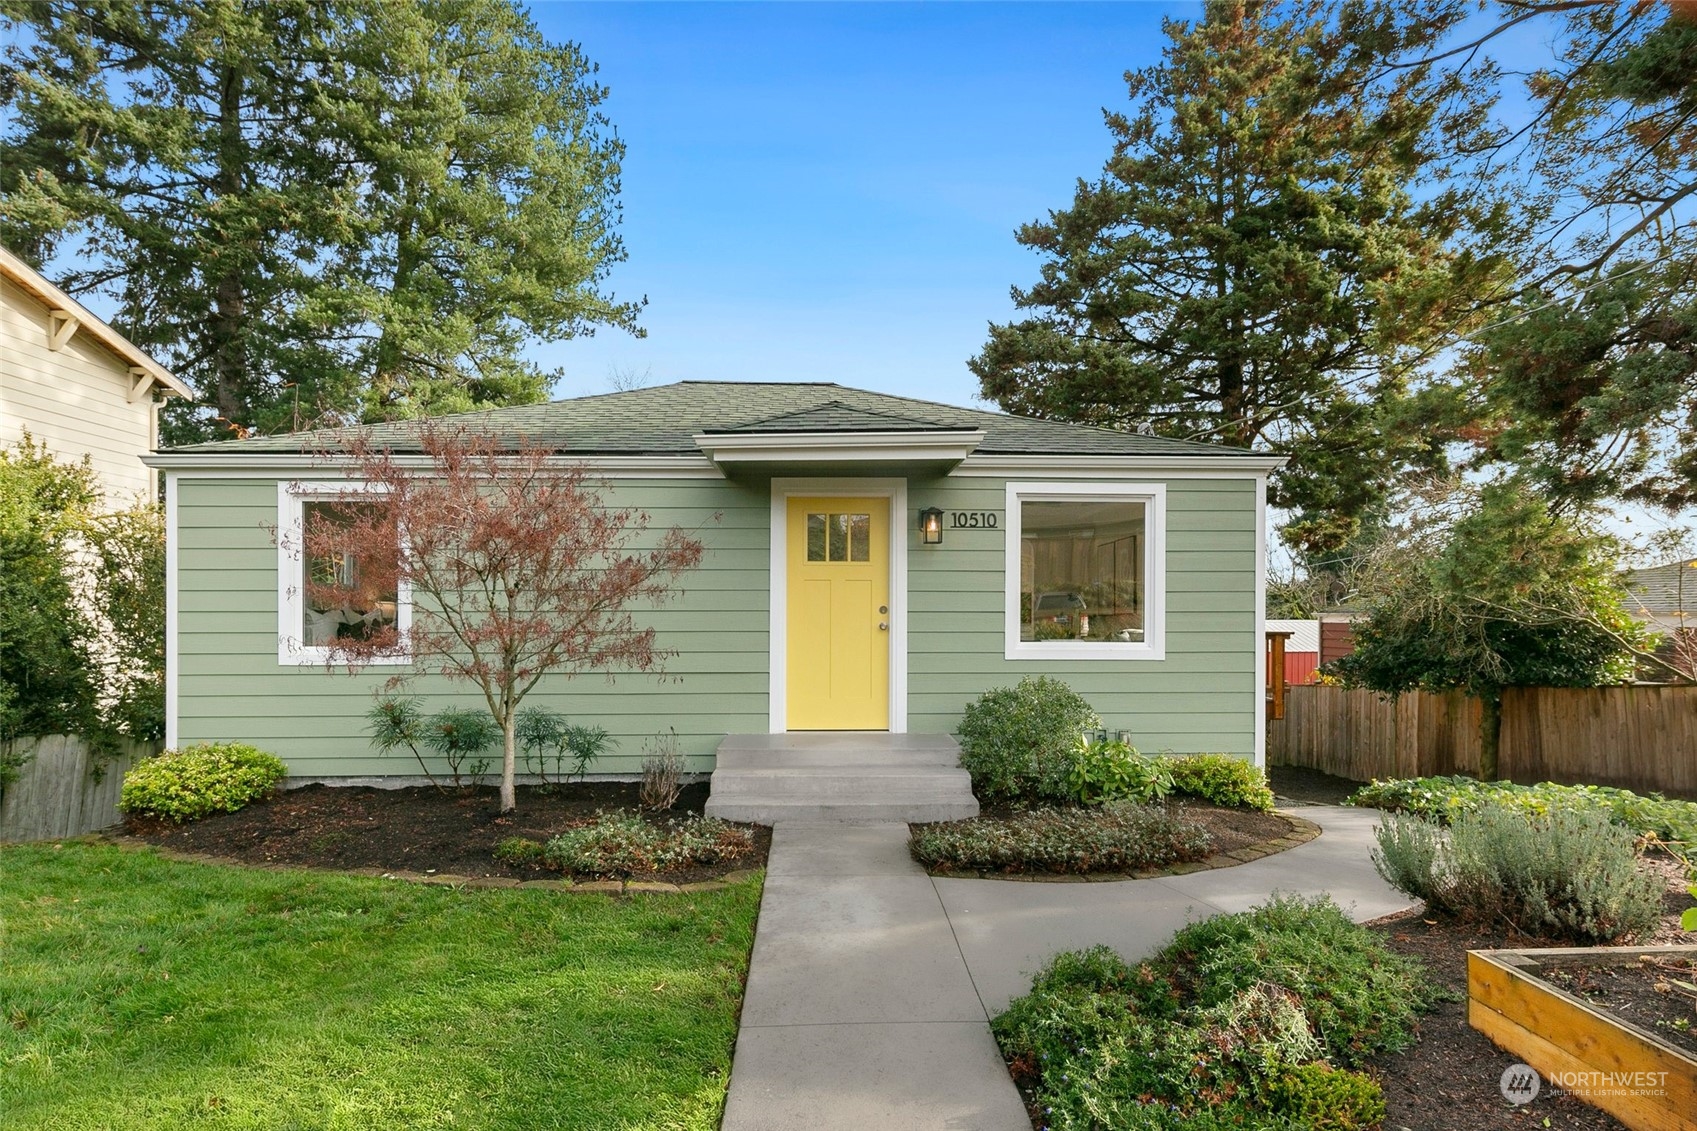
693, 429, 985, 477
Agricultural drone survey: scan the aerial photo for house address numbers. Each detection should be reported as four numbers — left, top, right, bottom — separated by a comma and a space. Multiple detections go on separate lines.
948, 511, 998, 529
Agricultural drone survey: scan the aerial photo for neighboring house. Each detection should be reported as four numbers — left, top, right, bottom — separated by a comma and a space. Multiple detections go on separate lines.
1621, 560, 1697, 633
1621, 561, 1697, 682
0, 245, 193, 502
1265, 619, 1320, 685
145, 381, 1282, 779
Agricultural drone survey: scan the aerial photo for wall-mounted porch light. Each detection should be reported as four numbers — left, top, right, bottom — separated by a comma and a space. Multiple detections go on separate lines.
918, 507, 944, 546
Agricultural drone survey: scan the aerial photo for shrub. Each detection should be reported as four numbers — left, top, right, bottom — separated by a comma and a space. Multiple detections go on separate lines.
1066, 738, 1173, 805
1158, 894, 1440, 1066
992, 896, 1436, 1130
1373, 805, 1664, 943
119, 742, 287, 822
639, 728, 683, 810
493, 836, 546, 866
1348, 774, 1697, 847
1270, 1063, 1385, 1131
955, 676, 1100, 800
423, 707, 498, 788
517, 707, 613, 786
910, 802, 1211, 874
1169, 754, 1277, 811
543, 812, 753, 876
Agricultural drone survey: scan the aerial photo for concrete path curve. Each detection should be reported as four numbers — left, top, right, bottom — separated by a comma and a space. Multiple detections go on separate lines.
719, 804, 1415, 1131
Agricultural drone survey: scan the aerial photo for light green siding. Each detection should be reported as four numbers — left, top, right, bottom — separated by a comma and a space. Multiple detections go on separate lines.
173, 476, 772, 776
905, 475, 1258, 755
171, 468, 1260, 777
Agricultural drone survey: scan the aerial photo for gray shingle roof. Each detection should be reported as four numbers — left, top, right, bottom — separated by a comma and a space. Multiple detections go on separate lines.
164, 381, 1259, 459
1622, 560, 1697, 615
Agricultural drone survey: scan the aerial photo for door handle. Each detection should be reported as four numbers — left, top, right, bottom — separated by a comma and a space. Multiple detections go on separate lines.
878, 622, 888, 631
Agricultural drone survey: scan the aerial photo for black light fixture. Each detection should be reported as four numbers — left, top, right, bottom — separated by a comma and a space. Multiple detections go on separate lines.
918, 506, 944, 546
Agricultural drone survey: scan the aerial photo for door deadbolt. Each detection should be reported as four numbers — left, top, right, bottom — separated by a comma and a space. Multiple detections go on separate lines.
878, 605, 888, 614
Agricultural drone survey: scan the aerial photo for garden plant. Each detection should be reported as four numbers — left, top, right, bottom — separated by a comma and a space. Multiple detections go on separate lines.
118, 743, 287, 823
994, 896, 1440, 1130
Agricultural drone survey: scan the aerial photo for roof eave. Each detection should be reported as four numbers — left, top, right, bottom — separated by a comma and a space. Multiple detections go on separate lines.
0, 244, 194, 400
693, 429, 987, 468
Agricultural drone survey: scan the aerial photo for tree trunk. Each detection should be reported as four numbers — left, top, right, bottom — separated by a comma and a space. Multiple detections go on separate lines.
1478, 690, 1502, 782
499, 713, 517, 813
212, 62, 249, 426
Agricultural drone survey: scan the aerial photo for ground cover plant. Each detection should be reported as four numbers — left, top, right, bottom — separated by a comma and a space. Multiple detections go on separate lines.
537, 812, 754, 877
0, 842, 761, 1130
911, 801, 1211, 874
118, 743, 287, 823
1349, 775, 1697, 846
1373, 806, 1664, 943
994, 896, 1441, 1131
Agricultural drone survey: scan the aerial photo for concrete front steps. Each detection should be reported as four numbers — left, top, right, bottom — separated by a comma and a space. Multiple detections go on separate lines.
703, 733, 979, 824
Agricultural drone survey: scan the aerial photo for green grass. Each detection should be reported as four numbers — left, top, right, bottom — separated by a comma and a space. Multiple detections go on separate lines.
0, 843, 763, 1130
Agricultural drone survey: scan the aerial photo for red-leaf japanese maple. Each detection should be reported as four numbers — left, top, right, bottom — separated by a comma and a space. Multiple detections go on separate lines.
296, 424, 705, 812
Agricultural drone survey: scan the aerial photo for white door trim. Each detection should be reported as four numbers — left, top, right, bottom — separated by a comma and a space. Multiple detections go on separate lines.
769, 477, 908, 734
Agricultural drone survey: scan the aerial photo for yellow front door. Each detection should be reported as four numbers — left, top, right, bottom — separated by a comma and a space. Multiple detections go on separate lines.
786, 496, 890, 730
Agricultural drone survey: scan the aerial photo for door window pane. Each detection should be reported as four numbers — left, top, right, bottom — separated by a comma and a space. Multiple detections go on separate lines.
806, 511, 873, 564
1019, 499, 1145, 643
807, 513, 827, 561
848, 514, 870, 562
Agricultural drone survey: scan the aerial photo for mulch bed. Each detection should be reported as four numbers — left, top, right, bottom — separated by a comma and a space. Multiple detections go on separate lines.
1268, 762, 1364, 807
1359, 850, 1694, 1131
120, 781, 770, 885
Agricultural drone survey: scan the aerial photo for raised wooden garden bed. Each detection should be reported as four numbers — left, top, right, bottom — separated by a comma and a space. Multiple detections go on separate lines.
1468, 946, 1697, 1131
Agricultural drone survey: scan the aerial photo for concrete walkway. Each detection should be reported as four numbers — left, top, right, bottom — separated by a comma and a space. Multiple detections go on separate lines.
719, 805, 1414, 1131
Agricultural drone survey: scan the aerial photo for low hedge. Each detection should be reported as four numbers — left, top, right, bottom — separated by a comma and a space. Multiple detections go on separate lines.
994, 896, 1440, 1130
118, 743, 287, 823
910, 802, 1211, 874
1168, 754, 1276, 811
1348, 774, 1697, 846
542, 812, 754, 876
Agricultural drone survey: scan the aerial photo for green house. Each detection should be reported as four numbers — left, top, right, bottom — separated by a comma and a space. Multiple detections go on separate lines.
148, 381, 1279, 802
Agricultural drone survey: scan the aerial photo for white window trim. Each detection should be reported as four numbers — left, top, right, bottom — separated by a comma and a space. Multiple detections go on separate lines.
277, 480, 413, 666
1004, 480, 1166, 661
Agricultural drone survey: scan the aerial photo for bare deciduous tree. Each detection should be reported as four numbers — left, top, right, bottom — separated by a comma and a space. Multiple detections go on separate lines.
295, 423, 705, 811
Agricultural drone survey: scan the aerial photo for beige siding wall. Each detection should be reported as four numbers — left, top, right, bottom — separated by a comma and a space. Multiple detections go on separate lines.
0, 276, 156, 503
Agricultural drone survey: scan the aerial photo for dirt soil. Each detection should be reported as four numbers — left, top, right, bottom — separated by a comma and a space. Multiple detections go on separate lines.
1169, 799, 1296, 855
1537, 953, 1697, 1058
1268, 762, 1364, 807
122, 781, 770, 884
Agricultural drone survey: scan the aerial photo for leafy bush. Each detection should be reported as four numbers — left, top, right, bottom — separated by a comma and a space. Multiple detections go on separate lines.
493, 836, 546, 866
119, 743, 287, 822
543, 812, 753, 876
1169, 754, 1277, 811
1373, 806, 1664, 943
517, 707, 613, 786
1066, 738, 1173, 805
993, 896, 1436, 1130
1349, 774, 1697, 847
955, 676, 1099, 800
1158, 895, 1441, 1066
910, 802, 1211, 874
423, 707, 498, 788
1270, 1063, 1385, 1131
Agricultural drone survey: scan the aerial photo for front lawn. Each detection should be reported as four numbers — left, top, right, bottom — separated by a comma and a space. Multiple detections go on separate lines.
0, 843, 761, 1130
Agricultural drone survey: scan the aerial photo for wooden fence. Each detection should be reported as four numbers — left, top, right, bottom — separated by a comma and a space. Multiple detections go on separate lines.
1270, 685, 1697, 797
0, 735, 157, 843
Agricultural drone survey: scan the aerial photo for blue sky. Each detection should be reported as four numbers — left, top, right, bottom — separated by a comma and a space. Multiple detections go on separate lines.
528, 1, 1194, 408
